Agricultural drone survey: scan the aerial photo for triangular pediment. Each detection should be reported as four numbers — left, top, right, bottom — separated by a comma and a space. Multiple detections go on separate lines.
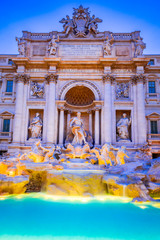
146, 112, 160, 119
0, 111, 14, 117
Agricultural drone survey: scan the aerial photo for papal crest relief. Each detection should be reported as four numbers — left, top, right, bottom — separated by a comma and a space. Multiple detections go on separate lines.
59, 5, 102, 37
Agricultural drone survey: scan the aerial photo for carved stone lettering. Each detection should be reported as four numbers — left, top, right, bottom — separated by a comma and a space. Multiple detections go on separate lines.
59, 44, 103, 57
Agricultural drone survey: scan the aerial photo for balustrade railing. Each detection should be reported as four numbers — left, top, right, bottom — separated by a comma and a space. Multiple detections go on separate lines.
0, 132, 12, 139
145, 93, 160, 103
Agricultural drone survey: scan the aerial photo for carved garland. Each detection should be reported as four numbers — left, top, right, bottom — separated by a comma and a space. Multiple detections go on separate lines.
59, 80, 101, 100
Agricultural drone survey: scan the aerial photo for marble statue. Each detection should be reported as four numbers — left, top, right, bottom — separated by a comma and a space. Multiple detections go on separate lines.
64, 143, 91, 159
60, 5, 102, 37
16, 37, 26, 56
134, 36, 146, 56
70, 112, 87, 145
48, 35, 59, 55
116, 146, 129, 165
104, 35, 114, 56
91, 144, 112, 167
27, 140, 56, 163
87, 15, 102, 34
59, 15, 74, 36
31, 82, 44, 98
29, 113, 43, 139
117, 113, 131, 141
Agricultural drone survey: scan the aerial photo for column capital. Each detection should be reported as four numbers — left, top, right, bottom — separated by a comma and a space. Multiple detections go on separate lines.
58, 105, 65, 111
131, 74, 146, 85
15, 73, 30, 84
103, 74, 115, 84
45, 73, 58, 84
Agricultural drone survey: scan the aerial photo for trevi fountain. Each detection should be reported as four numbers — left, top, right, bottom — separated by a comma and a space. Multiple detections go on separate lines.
0, 5, 160, 240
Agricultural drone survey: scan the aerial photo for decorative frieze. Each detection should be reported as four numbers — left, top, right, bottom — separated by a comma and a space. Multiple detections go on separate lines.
116, 82, 129, 99
30, 82, 44, 98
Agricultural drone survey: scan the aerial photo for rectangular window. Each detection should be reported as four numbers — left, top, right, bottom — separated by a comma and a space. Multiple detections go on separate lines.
3, 119, 10, 132
148, 59, 154, 66
151, 121, 158, 134
149, 81, 156, 93
6, 80, 13, 93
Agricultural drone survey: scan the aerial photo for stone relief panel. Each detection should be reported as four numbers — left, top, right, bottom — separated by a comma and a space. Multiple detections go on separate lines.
116, 82, 129, 99
30, 82, 44, 98
115, 47, 130, 57
32, 45, 46, 56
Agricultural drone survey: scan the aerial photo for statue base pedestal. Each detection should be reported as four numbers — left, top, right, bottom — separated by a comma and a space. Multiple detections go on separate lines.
117, 139, 131, 143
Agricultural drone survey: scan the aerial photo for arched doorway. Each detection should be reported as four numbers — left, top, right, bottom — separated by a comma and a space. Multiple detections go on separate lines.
57, 82, 102, 146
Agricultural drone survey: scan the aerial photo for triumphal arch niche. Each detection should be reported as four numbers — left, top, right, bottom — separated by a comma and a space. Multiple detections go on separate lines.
5, 5, 156, 153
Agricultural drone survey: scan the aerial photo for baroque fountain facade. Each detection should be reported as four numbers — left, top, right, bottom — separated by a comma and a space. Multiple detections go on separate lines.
0, 6, 160, 201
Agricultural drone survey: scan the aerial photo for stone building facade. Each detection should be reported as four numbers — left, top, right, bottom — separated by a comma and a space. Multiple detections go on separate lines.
0, 6, 159, 157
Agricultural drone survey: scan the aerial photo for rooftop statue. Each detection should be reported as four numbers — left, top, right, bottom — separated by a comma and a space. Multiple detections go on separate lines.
48, 35, 59, 55
103, 35, 114, 56
59, 5, 102, 37
16, 37, 26, 56
134, 36, 146, 56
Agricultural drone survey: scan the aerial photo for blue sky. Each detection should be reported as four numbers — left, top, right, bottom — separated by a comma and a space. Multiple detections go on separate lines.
0, 0, 160, 54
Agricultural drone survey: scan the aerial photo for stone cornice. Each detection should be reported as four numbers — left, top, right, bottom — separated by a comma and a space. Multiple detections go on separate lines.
15, 73, 30, 84
45, 73, 58, 84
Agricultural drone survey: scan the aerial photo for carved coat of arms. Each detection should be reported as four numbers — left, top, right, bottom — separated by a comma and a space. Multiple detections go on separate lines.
59, 5, 102, 37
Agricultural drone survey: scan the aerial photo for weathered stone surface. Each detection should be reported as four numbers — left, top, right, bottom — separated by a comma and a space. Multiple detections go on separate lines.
0, 175, 29, 195
45, 170, 106, 196
147, 158, 160, 183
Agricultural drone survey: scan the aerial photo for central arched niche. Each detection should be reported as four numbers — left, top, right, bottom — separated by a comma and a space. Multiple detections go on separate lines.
65, 86, 95, 106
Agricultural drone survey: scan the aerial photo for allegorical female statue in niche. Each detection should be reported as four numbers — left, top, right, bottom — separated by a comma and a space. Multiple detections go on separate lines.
116, 113, 131, 141
69, 112, 87, 145
29, 113, 43, 139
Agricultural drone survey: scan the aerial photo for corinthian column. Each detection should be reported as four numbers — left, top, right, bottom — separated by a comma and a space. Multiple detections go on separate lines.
13, 74, 30, 143
103, 74, 115, 144
94, 108, 100, 145
59, 106, 64, 145
132, 74, 146, 144
45, 74, 58, 144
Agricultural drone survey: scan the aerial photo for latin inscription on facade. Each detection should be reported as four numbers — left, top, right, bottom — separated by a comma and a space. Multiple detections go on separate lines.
59, 44, 103, 57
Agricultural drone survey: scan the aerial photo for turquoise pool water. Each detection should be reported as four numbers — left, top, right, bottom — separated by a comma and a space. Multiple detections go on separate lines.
0, 194, 160, 240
